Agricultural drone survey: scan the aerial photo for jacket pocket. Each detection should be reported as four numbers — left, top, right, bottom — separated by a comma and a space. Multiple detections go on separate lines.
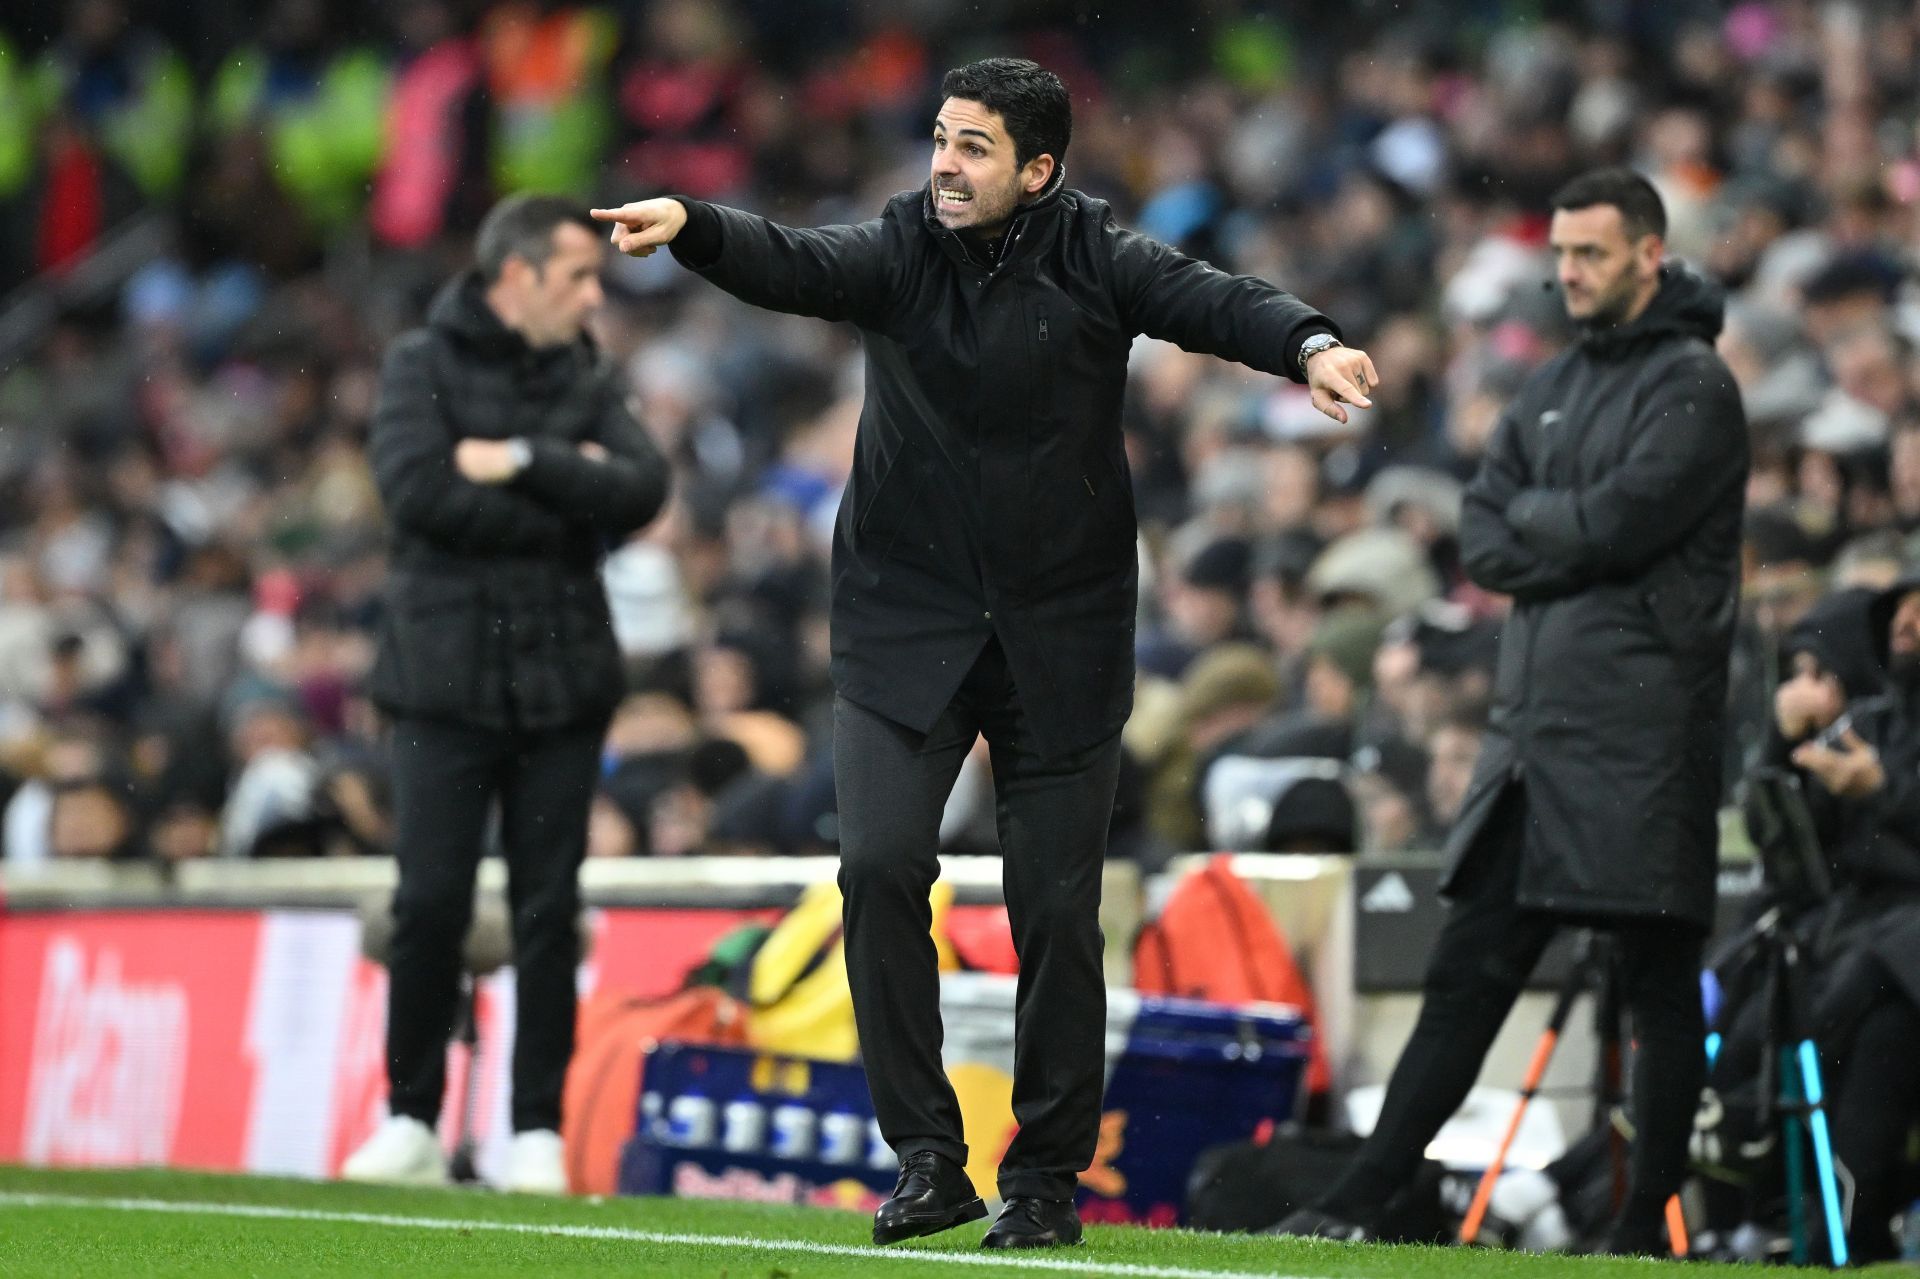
555, 577, 624, 711
854, 446, 929, 560
371, 572, 485, 717
1640, 560, 1701, 657
1079, 440, 1135, 539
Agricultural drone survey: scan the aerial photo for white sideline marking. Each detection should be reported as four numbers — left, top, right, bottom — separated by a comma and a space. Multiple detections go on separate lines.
0, 1191, 1315, 1279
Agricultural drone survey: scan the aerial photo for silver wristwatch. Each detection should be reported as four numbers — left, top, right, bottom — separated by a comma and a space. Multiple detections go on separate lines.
505, 437, 534, 475
1297, 332, 1343, 376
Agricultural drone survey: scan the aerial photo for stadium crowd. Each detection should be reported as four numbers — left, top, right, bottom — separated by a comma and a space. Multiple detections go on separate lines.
3, 0, 1920, 878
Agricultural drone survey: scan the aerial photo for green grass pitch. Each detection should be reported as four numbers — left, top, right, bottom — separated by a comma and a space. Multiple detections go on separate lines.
0, 1164, 1858, 1278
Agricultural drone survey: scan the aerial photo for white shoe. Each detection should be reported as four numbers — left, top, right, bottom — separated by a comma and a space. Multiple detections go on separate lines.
342, 1116, 448, 1187
504, 1128, 568, 1195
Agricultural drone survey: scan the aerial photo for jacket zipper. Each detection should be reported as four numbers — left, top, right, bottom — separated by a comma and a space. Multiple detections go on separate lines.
983, 223, 1024, 286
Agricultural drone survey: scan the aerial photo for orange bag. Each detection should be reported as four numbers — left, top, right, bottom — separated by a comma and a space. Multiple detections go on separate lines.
561, 986, 748, 1194
1133, 855, 1329, 1094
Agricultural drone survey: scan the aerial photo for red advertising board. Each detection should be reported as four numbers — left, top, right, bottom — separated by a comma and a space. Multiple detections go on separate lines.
0, 904, 780, 1178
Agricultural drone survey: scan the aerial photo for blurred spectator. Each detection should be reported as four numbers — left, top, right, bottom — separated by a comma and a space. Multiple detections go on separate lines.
3, 724, 147, 865
1306, 526, 1441, 618
1201, 752, 1355, 853
1140, 536, 1254, 678
1139, 643, 1279, 852
30, 0, 194, 200
610, 0, 758, 201
207, 0, 391, 233
480, 1, 615, 196
370, 0, 492, 250
1423, 708, 1486, 839
1302, 606, 1387, 729
216, 692, 319, 857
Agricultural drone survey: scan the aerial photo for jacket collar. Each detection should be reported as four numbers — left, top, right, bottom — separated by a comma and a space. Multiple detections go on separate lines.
427, 269, 593, 366
922, 161, 1068, 269
1576, 263, 1725, 359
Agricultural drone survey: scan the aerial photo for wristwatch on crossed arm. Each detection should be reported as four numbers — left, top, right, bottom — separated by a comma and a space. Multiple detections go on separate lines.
1297, 331, 1343, 377
505, 437, 534, 476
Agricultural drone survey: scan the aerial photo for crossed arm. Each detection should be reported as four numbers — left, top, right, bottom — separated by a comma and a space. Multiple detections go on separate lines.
1499, 357, 1747, 579
1458, 408, 1591, 602
371, 336, 669, 554
1462, 354, 1746, 600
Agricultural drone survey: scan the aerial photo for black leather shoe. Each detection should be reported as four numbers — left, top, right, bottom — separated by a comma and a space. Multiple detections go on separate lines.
980, 1196, 1083, 1249
872, 1151, 987, 1245
1265, 1206, 1373, 1242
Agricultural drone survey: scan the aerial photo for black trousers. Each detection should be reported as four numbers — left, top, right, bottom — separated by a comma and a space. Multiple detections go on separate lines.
1322, 786, 1706, 1230
834, 639, 1123, 1201
1828, 987, 1920, 1262
384, 714, 605, 1134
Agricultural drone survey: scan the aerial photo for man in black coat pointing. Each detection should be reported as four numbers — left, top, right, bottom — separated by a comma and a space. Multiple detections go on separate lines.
596, 57, 1376, 1249
1279, 169, 1748, 1254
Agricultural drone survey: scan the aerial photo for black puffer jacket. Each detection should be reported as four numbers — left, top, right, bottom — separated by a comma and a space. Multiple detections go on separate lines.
667, 174, 1334, 757
1767, 575, 1920, 1009
367, 273, 669, 730
1448, 265, 1749, 927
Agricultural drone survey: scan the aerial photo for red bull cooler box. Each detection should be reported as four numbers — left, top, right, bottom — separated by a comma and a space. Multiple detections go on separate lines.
618, 973, 1309, 1226
939, 973, 1310, 1226
618, 1043, 897, 1212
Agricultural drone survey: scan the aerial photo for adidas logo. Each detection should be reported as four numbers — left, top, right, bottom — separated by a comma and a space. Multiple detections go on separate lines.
1361, 871, 1416, 913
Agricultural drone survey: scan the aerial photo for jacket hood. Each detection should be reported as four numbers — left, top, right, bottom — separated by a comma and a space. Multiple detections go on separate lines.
1578, 262, 1725, 357
1867, 568, 1920, 678
1788, 586, 1885, 700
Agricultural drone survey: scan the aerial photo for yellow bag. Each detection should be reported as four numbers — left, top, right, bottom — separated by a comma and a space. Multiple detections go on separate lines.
745, 879, 958, 1061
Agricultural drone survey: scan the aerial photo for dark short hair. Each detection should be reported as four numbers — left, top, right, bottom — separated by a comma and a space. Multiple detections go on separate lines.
938, 57, 1071, 171
474, 193, 597, 282
1550, 167, 1667, 241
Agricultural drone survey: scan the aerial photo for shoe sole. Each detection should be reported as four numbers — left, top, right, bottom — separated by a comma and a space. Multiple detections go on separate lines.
873, 1197, 988, 1245
980, 1226, 1085, 1250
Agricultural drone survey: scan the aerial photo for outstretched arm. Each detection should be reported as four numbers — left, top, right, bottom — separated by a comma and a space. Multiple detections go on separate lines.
1106, 221, 1376, 424
594, 197, 897, 328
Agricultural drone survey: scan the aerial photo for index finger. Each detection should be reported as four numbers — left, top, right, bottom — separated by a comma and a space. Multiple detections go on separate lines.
590, 207, 638, 226
1361, 351, 1380, 388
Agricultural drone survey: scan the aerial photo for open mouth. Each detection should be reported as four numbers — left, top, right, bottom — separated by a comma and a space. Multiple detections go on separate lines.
936, 186, 974, 210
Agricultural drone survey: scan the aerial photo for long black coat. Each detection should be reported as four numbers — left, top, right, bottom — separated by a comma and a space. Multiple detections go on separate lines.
670, 174, 1334, 756
1448, 266, 1749, 928
367, 273, 670, 731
